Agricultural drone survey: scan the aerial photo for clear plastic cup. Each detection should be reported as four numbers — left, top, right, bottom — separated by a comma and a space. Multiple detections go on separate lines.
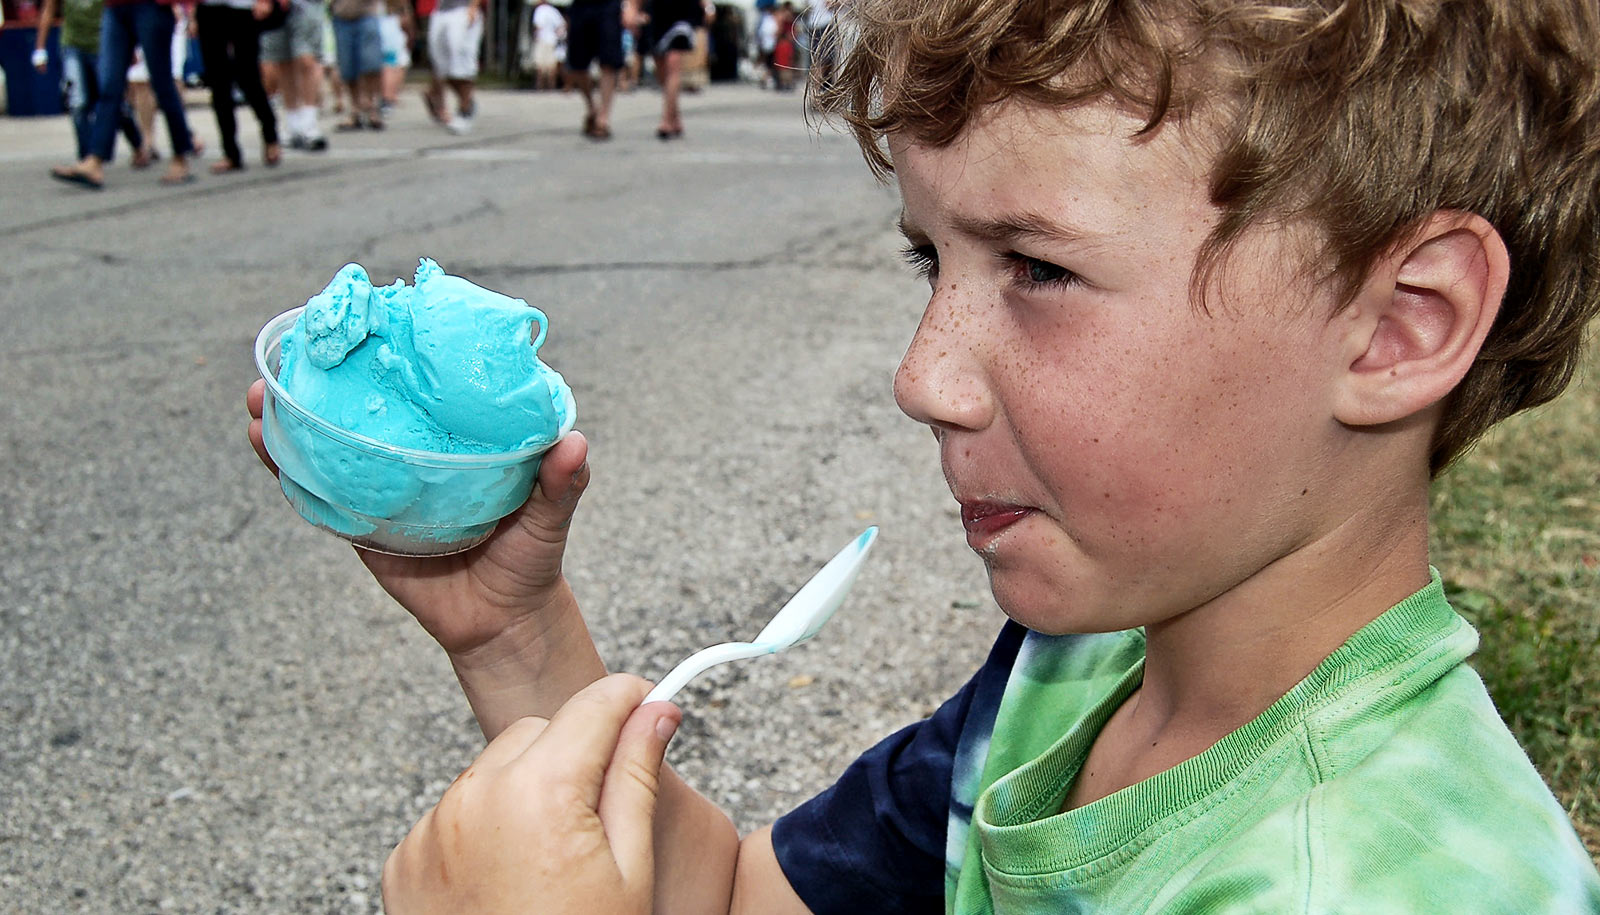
253, 307, 577, 556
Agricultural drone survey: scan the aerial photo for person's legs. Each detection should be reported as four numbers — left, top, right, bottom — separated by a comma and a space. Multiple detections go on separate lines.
132, 1, 195, 179
86, 5, 136, 166
290, 53, 315, 111
129, 82, 157, 160
69, 46, 142, 161
448, 78, 473, 115
439, 6, 480, 127
590, 0, 622, 134
290, 2, 330, 141
260, 57, 280, 96
103, 56, 145, 157
564, 0, 607, 135
229, 8, 279, 156
358, 15, 384, 125
62, 47, 96, 160
378, 13, 406, 106
294, 52, 326, 131
358, 71, 382, 123
568, 66, 594, 118
198, 3, 243, 166
596, 66, 617, 131
655, 49, 681, 136
259, 21, 288, 99
270, 43, 299, 140
423, 9, 450, 124
332, 16, 359, 126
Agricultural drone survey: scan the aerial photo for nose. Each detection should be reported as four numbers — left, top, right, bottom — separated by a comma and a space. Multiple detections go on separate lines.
893, 284, 993, 433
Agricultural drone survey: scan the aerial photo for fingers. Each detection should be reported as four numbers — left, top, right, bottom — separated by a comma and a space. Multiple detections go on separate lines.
247, 378, 265, 418
597, 700, 680, 889
246, 419, 279, 475
515, 674, 654, 811
246, 379, 280, 476
465, 714, 551, 773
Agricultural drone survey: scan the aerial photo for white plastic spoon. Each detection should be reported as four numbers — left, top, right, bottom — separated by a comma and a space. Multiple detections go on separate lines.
643, 527, 879, 705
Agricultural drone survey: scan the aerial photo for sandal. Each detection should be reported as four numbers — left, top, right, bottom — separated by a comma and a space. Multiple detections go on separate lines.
210, 159, 244, 174
131, 148, 159, 169
263, 142, 282, 167
50, 165, 104, 189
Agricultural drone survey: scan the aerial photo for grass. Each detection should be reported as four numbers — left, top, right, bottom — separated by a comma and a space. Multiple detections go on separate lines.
1431, 337, 1600, 863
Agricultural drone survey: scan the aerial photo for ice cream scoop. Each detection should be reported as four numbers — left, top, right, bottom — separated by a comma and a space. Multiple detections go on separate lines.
255, 259, 576, 555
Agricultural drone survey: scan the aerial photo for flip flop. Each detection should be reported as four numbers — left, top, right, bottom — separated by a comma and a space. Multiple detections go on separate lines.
160, 171, 196, 186
50, 166, 103, 190
210, 159, 244, 175
582, 112, 596, 136
263, 143, 282, 167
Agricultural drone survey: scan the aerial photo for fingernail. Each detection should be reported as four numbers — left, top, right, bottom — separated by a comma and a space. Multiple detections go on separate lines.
561, 464, 587, 502
656, 714, 680, 742
547, 470, 576, 502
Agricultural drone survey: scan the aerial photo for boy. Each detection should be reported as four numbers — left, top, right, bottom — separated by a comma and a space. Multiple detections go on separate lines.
250, 0, 1600, 910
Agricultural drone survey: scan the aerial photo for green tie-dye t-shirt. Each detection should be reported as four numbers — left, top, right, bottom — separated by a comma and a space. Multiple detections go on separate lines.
944, 572, 1600, 914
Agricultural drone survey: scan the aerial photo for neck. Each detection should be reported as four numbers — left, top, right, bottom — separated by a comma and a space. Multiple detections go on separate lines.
1128, 487, 1433, 750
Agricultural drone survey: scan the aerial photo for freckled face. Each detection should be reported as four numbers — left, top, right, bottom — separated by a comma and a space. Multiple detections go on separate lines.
892, 102, 1351, 634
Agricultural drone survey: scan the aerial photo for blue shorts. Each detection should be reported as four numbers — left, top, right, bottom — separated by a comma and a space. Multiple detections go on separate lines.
332, 15, 383, 82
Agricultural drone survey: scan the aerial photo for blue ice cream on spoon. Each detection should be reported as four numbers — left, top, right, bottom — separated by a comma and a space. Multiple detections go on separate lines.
261, 258, 576, 553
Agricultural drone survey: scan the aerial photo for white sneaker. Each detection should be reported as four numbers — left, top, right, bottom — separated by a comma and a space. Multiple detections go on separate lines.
446, 115, 473, 135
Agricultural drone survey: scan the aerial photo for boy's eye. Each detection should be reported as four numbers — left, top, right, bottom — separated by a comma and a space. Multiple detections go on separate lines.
900, 243, 939, 281
1005, 253, 1079, 289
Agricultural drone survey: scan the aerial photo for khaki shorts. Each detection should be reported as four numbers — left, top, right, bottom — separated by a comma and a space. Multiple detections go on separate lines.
260, 4, 327, 64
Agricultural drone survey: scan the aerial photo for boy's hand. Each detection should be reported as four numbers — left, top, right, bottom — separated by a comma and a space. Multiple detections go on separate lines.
245, 379, 590, 655
381, 675, 681, 915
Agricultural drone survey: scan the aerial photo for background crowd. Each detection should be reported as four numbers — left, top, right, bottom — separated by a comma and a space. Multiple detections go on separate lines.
14, 0, 838, 187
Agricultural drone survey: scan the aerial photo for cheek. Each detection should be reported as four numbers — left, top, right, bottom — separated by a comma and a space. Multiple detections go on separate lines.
1015, 331, 1298, 536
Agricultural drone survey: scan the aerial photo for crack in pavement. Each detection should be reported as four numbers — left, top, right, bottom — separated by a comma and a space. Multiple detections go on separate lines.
0, 99, 798, 243
346, 195, 506, 264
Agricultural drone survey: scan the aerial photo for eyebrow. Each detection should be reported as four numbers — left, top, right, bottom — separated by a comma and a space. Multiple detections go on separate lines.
898, 211, 1095, 246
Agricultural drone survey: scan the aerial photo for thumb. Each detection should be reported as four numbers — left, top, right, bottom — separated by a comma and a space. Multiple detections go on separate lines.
507, 430, 589, 545
597, 700, 680, 890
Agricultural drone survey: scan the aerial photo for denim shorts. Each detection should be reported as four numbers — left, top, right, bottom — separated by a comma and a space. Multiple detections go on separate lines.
332, 14, 383, 82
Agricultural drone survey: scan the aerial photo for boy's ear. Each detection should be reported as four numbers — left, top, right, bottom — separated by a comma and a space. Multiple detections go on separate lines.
1332, 211, 1508, 427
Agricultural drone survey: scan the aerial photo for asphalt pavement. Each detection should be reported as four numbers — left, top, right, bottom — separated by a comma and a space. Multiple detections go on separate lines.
0, 84, 1007, 912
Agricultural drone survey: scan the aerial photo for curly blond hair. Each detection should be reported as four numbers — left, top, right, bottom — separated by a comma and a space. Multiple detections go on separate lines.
814, 0, 1600, 473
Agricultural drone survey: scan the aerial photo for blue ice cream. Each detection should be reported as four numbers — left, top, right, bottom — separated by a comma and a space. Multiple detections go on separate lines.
262, 258, 576, 552
278, 258, 573, 453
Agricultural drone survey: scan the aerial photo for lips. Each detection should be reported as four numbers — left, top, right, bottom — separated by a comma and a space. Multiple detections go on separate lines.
960, 501, 1032, 543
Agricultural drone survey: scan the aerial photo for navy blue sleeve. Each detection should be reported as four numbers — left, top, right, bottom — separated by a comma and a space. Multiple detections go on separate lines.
769, 623, 1027, 914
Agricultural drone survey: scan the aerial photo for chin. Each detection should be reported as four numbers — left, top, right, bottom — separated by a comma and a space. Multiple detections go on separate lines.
985, 566, 1128, 636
